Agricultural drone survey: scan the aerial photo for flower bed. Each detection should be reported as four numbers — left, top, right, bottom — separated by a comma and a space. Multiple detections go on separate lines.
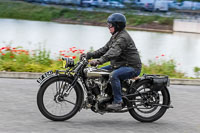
0, 46, 199, 78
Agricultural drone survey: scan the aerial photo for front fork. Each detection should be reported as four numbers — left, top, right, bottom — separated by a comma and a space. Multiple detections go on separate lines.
55, 70, 79, 97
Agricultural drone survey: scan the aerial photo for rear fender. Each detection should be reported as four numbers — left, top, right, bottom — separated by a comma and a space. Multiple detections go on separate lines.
163, 86, 171, 106
134, 79, 171, 106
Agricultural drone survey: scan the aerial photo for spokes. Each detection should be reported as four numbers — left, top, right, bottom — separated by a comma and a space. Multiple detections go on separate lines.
43, 80, 77, 116
133, 85, 163, 117
62, 99, 76, 105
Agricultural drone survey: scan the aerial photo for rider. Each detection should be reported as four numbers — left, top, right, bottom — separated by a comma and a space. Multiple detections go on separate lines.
81, 13, 142, 110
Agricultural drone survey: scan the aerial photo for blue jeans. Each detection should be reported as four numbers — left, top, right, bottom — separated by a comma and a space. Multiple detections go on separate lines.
101, 65, 141, 104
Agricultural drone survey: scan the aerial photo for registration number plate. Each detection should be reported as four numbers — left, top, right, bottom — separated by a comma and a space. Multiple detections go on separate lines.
37, 70, 53, 84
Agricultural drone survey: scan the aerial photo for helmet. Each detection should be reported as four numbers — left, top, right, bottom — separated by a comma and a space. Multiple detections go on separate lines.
107, 13, 126, 32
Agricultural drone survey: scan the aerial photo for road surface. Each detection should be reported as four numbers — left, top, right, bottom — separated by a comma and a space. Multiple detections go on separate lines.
0, 78, 199, 133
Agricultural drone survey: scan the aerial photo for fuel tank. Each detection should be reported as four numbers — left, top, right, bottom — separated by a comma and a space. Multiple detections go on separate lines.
84, 68, 111, 78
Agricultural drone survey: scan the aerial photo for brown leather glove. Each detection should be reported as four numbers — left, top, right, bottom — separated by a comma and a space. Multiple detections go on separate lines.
89, 60, 101, 66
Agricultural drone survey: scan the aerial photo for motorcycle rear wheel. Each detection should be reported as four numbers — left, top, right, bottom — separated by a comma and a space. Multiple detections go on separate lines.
37, 76, 84, 121
128, 80, 170, 122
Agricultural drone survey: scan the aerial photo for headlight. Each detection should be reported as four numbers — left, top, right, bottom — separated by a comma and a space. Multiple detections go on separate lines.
62, 57, 75, 68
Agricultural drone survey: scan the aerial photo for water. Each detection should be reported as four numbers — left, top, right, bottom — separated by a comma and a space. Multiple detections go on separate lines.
0, 18, 200, 77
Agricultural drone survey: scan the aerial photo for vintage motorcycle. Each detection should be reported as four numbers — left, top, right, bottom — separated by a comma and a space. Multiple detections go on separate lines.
37, 57, 173, 122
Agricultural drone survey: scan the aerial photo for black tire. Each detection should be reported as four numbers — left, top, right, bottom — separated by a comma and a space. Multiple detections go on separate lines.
129, 80, 170, 122
37, 76, 84, 121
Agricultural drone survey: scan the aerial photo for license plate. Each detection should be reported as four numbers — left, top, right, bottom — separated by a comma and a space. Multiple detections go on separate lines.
37, 70, 53, 84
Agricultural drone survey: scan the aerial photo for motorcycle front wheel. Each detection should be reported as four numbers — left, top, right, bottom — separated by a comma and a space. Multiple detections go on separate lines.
37, 76, 84, 121
128, 80, 170, 122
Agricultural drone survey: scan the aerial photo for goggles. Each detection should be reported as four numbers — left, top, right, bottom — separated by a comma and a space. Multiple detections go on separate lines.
107, 23, 113, 28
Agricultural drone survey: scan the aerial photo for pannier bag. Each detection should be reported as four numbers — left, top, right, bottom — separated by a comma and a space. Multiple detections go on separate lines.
144, 74, 170, 91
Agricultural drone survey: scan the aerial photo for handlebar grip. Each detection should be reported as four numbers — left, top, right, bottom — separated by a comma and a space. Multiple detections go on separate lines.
74, 62, 83, 73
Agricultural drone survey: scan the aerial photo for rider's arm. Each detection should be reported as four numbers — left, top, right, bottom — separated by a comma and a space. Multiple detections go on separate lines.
98, 37, 127, 64
89, 40, 110, 59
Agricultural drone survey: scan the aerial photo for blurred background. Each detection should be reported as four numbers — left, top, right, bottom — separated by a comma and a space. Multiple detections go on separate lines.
0, 0, 200, 78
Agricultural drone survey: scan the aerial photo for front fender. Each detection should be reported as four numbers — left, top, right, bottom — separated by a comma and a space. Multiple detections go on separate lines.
38, 73, 77, 88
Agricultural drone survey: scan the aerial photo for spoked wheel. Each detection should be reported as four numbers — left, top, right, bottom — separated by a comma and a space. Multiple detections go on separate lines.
37, 76, 84, 121
128, 80, 170, 122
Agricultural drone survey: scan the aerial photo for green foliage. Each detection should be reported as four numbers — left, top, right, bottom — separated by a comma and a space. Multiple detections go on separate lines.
63, 9, 109, 23
194, 67, 200, 78
0, 45, 195, 78
141, 59, 185, 78
0, 61, 18, 71
0, 0, 62, 21
0, 0, 173, 27
158, 17, 174, 25
0, 46, 53, 72
24, 63, 47, 72
31, 47, 51, 66
0, 46, 85, 72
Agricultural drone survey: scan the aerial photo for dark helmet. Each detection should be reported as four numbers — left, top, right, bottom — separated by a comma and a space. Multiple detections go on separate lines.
107, 13, 126, 32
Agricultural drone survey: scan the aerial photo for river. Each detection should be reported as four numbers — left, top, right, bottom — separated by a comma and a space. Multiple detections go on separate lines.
0, 18, 200, 77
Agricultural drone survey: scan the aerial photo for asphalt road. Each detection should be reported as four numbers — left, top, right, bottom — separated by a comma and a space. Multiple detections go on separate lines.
0, 78, 199, 133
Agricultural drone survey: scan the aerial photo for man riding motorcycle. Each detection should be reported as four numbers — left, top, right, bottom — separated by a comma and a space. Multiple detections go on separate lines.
81, 13, 142, 110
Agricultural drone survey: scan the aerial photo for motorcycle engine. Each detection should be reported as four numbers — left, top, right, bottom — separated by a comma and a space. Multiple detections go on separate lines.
86, 78, 101, 96
84, 68, 113, 112
84, 67, 112, 96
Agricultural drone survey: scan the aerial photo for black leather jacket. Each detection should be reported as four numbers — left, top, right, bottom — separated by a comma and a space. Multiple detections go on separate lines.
90, 29, 142, 69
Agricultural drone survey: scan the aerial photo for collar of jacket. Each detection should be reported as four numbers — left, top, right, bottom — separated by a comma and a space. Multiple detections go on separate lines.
111, 29, 126, 39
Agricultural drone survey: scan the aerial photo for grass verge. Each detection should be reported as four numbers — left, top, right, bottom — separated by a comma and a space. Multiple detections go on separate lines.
0, 0, 173, 29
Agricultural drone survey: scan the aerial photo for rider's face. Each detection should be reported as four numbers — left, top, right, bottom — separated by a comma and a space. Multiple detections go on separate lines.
107, 23, 115, 34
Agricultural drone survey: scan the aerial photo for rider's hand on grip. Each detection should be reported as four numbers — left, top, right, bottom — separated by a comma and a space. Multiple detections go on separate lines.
89, 60, 100, 66
80, 53, 86, 60
80, 52, 93, 60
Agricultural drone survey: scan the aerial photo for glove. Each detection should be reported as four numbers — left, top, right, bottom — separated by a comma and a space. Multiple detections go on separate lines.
80, 53, 86, 60
80, 52, 93, 60
86, 52, 93, 60
89, 60, 101, 66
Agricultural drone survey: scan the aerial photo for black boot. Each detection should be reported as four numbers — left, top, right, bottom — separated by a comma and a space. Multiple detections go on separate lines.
107, 103, 122, 110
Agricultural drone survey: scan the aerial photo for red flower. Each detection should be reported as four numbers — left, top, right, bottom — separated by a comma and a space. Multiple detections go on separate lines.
161, 54, 165, 56
156, 56, 159, 59
10, 56, 14, 58
1, 53, 5, 55
5, 47, 11, 50
72, 56, 76, 59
